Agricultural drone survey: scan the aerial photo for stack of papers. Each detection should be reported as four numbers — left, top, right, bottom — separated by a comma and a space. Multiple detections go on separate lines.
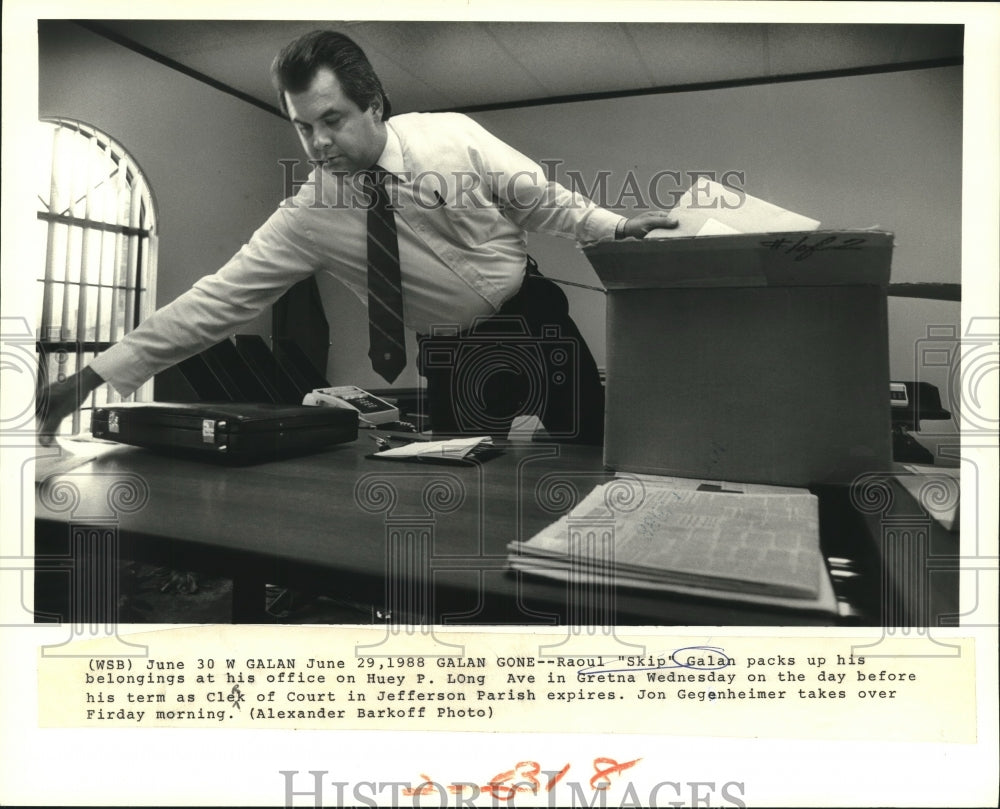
646, 179, 821, 238
509, 474, 837, 613
371, 435, 494, 462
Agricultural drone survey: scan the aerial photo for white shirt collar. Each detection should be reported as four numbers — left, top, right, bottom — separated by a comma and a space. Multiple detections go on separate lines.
374, 122, 405, 177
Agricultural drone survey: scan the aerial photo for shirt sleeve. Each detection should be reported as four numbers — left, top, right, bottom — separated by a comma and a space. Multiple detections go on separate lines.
450, 114, 626, 243
89, 205, 320, 397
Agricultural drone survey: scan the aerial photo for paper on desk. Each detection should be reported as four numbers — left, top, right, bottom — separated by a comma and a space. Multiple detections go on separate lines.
33, 434, 127, 482
373, 435, 492, 461
646, 179, 821, 238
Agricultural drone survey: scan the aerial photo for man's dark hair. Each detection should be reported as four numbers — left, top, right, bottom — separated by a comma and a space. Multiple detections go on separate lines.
271, 30, 392, 120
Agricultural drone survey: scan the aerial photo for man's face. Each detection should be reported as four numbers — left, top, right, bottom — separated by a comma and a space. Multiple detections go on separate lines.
284, 67, 386, 175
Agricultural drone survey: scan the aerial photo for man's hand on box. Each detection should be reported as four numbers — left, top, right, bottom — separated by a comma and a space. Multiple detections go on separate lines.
620, 210, 680, 239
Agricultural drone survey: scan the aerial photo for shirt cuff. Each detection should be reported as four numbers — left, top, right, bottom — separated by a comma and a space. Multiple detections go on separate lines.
88, 342, 150, 398
580, 207, 628, 244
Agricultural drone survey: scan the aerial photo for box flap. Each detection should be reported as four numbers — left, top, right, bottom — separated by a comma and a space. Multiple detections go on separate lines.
583, 230, 894, 289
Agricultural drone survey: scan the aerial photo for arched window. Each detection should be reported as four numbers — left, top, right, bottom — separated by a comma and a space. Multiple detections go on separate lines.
36, 118, 158, 433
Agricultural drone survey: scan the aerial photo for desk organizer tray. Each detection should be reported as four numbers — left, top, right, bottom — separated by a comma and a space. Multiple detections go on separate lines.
91, 402, 358, 463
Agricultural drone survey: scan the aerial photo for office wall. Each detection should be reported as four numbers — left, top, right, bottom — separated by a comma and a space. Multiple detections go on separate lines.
38, 23, 964, 453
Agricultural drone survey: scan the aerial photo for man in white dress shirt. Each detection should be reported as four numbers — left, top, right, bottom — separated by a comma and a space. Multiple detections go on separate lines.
37, 30, 675, 445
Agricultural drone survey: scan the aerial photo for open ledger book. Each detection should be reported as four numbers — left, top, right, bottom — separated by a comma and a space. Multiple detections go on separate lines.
508, 474, 837, 614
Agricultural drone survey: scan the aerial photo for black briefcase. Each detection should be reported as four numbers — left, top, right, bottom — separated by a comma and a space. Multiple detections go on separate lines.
91, 402, 358, 463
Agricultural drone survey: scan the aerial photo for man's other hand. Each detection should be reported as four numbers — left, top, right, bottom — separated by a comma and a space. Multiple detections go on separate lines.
36, 366, 103, 446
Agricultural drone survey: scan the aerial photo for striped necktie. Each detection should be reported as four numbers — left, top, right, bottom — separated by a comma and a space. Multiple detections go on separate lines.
363, 166, 406, 383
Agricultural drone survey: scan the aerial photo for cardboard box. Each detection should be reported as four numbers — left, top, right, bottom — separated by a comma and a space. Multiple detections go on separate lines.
584, 231, 894, 486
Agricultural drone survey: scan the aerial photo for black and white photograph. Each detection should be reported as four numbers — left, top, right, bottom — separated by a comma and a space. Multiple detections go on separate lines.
2, 2, 997, 807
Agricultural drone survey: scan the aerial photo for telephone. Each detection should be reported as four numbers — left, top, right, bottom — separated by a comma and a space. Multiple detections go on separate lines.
302, 385, 400, 426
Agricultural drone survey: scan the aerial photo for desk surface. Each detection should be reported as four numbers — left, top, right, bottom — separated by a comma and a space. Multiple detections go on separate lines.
35, 438, 957, 626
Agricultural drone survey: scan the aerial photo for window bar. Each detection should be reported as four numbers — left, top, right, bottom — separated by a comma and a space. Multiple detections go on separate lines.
76, 133, 97, 429
39, 124, 60, 347
144, 219, 158, 322
59, 128, 81, 345
93, 141, 112, 351
107, 153, 131, 349
60, 127, 86, 433
35, 212, 147, 237
123, 190, 140, 327
135, 177, 158, 404
121, 176, 141, 383
131, 204, 149, 404
90, 137, 116, 412
133, 199, 146, 331
96, 126, 119, 411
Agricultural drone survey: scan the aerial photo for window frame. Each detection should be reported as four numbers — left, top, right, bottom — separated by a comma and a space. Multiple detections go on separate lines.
36, 117, 158, 434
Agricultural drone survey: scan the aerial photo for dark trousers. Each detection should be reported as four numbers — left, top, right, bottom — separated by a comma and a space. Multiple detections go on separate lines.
417, 260, 605, 445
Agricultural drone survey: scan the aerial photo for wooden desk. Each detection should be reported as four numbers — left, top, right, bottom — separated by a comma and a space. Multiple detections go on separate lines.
34, 439, 958, 626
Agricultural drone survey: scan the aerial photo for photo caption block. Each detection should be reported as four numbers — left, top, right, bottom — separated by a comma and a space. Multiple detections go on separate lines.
37, 626, 976, 743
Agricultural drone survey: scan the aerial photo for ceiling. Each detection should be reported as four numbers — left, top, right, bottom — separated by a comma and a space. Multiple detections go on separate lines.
87, 21, 963, 116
